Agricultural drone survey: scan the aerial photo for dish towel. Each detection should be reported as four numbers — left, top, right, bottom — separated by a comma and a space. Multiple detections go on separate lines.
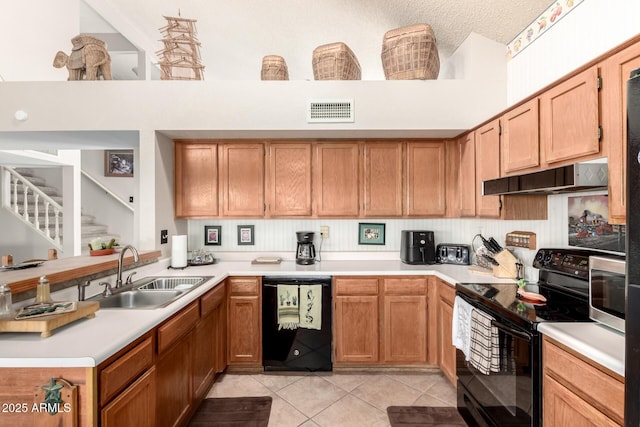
469, 308, 501, 375
452, 296, 474, 360
277, 284, 299, 330
298, 285, 322, 330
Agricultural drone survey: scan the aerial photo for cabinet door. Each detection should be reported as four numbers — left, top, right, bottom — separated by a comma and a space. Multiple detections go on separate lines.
220, 143, 265, 217
314, 143, 359, 216
437, 283, 456, 385
174, 142, 218, 218
475, 119, 502, 218
334, 295, 379, 363
382, 295, 427, 363
361, 142, 403, 217
102, 368, 156, 427
156, 332, 193, 427
502, 98, 540, 174
267, 143, 312, 217
193, 311, 216, 401
540, 66, 601, 165
227, 277, 261, 366
459, 132, 476, 217
406, 141, 446, 216
543, 376, 619, 427
602, 41, 640, 224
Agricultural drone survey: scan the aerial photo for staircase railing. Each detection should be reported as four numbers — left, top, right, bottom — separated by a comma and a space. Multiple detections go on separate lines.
1, 167, 63, 250
81, 170, 134, 212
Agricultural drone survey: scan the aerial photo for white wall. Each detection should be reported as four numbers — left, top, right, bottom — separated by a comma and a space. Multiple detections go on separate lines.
507, 0, 640, 104
0, 0, 79, 81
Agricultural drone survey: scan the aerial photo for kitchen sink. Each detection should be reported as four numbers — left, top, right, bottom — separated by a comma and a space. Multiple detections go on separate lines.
98, 290, 184, 309
89, 276, 213, 309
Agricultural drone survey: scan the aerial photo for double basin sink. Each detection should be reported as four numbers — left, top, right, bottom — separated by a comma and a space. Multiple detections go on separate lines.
88, 276, 213, 309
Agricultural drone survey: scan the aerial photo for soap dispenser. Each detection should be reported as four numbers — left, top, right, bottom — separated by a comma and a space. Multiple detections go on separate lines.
35, 275, 53, 305
0, 283, 15, 319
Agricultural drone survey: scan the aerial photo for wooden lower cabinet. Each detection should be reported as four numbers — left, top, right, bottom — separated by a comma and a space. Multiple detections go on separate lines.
334, 276, 437, 366
437, 281, 456, 385
543, 336, 624, 426
334, 277, 380, 364
102, 368, 156, 427
227, 277, 262, 367
381, 277, 428, 364
193, 283, 226, 401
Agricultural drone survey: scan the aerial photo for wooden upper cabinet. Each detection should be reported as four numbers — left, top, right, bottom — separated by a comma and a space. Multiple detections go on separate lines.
475, 119, 502, 218
266, 143, 312, 217
602, 41, 640, 225
314, 142, 359, 216
459, 132, 476, 217
174, 142, 218, 218
219, 143, 265, 217
502, 98, 540, 174
406, 141, 446, 216
540, 66, 601, 165
361, 142, 403, 217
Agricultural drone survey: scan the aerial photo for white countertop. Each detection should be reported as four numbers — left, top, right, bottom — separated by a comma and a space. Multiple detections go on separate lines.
538, 322, 625, 377
1, 255, 625, 376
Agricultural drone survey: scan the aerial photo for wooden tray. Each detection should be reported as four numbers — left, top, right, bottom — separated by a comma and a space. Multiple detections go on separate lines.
0, 301, 99, 338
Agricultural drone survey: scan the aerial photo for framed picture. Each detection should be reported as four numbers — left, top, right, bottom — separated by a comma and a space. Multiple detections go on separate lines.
105, 150, 134, 177
204, 225, 221, 246
237, 225, 255, 245
358, 222, 386, 245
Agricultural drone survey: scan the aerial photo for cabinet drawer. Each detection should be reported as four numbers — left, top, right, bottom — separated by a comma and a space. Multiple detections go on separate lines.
382, 277, 428, 295
543, 337, 624, 423
157, 302, 199, 354
100, 336, 154, 405
334, 278, 379, 295
228, 277, 260, 295
201, 284, 225, 317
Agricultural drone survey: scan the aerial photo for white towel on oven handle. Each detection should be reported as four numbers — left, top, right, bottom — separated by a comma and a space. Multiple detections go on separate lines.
452, 295, 474, 360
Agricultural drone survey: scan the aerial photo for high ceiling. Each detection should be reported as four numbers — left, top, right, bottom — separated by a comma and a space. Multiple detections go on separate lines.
83, 0, 552, 80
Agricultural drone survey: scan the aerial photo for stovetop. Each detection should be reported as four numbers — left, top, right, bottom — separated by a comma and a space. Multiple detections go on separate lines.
455, 248, 607, 329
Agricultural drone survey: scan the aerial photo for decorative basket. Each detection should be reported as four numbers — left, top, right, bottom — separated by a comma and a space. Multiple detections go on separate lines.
312, 42, 361, 80
381, 23, 440, 80
261, 55, 289, 80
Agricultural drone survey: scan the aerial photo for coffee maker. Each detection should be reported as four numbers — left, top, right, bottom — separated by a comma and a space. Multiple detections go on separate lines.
400, 230, 436, 264
296, 231, 316, 265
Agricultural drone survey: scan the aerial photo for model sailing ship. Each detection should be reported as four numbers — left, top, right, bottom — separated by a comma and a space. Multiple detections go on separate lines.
157, 15, 205, 80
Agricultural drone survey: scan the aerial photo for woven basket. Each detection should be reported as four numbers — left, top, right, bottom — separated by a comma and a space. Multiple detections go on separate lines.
261, 55, 289, 80
381, 23, 440, 80
312, 42, 361, 80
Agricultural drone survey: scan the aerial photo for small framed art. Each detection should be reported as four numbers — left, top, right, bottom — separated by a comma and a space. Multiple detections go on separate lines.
104, 150, 134, 177
204, 225, 221, 246
237, 225, 255, 245
358, 222, 386, 245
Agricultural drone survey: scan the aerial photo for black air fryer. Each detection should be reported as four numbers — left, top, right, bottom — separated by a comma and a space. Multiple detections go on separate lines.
400, 230, 436, 264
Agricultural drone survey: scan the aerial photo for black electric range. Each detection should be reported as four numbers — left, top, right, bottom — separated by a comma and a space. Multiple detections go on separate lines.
454, 248, 607, 427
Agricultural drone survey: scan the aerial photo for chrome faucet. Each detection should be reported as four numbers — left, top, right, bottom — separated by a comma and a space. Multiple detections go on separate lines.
115, 245, 139, 288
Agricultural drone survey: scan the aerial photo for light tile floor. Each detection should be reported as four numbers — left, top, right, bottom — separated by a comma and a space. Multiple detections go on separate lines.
205, 371, 457, 427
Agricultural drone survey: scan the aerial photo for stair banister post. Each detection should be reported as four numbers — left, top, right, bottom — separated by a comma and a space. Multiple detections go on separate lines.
22, 179, 29, 222
11, 173, 18, 214
44, 201, 50, 238
33, 193, 40, 230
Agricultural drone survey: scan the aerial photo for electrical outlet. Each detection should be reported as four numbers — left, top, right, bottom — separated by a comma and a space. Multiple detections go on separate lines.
320, 226, 329, 239
160, 229, 168, 244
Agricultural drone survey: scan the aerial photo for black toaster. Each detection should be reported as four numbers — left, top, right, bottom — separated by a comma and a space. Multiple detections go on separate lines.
437, 244, 470, 265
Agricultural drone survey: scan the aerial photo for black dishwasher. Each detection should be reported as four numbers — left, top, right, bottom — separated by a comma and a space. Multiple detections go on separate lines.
262, 276, 332, 371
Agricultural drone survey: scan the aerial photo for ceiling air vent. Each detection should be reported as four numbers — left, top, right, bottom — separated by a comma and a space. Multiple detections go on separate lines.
307, 99, 354, 123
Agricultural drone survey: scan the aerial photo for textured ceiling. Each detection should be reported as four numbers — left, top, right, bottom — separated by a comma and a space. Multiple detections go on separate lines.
89, 0, 552, 80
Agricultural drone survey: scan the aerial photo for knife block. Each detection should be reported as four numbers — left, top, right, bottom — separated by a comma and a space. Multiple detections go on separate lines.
492, 249, 519, 279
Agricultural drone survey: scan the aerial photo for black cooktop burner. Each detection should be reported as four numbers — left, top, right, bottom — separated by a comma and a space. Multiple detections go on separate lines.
455, 282, 591, 329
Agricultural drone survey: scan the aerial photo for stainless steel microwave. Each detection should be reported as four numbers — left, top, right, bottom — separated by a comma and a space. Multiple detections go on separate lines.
589, 256, 626, 332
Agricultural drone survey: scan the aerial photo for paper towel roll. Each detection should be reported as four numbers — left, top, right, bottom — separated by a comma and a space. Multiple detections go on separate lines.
171, 235, 188, 268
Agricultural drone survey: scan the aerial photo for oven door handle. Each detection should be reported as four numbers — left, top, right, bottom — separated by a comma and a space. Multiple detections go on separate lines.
491, 319, 532, 341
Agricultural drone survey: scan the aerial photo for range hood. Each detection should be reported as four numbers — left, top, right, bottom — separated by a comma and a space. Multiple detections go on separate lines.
483, 162, 608, 195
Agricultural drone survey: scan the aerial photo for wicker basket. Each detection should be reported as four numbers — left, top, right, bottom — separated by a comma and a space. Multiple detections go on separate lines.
312, 42, 361, 80
261, 55, 289, 80
381, 24, 440, 80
